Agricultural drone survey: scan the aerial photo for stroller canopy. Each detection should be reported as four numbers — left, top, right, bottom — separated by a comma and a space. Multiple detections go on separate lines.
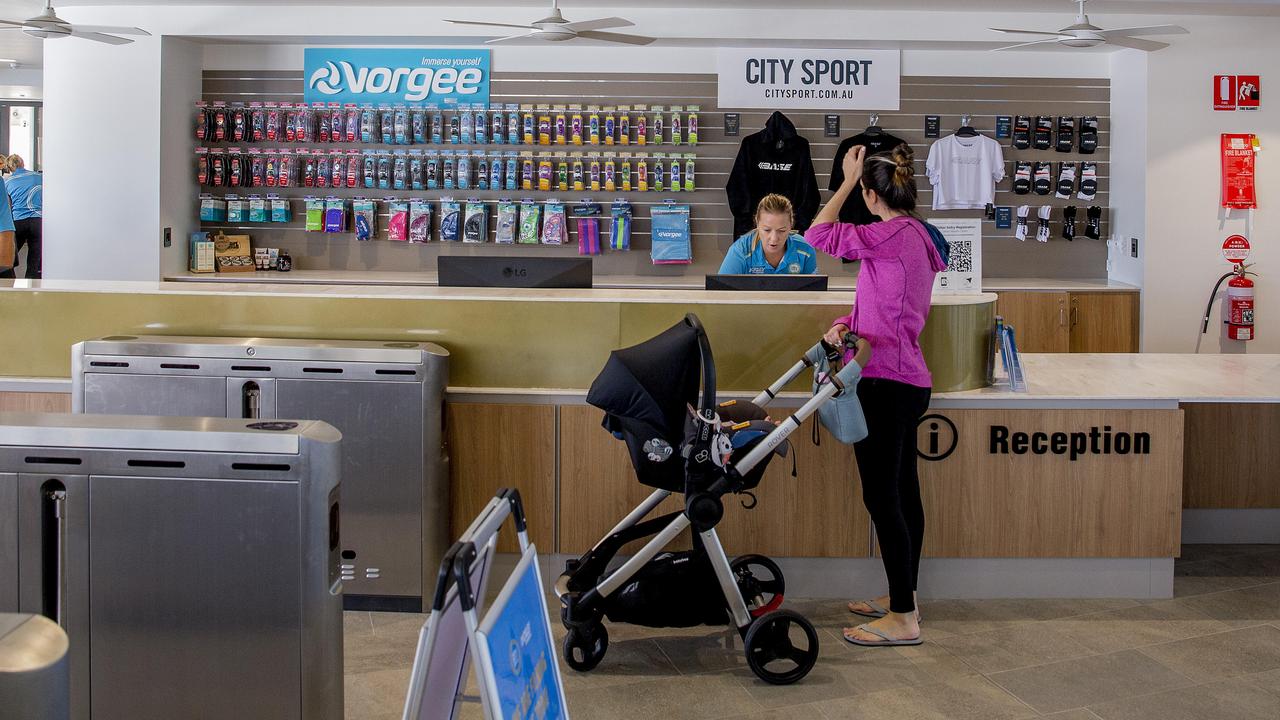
586, 318, 705, 446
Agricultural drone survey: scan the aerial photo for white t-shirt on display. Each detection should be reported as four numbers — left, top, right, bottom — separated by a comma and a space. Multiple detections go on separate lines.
925, 134, 1005, 210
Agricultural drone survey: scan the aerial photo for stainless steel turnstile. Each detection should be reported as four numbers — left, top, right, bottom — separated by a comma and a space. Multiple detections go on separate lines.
0, 412, 343, 720
71, 335, 449, 611
0, 613, 70, 720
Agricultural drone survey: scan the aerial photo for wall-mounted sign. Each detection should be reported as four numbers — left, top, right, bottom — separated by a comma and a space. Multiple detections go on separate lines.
824, 114, 841, 137
1222, 234, 1251, 263
1221, 133, 1258, 209
1213, 74, 1261, 111
723, 112, 741, 137
995, 116, 1012, 139
924, 115, 941, 139
304, 48, 491, 106
716, 49, 900, 110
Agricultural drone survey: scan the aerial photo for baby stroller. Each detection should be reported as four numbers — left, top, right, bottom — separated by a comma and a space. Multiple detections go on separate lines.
556, 313, 870, 685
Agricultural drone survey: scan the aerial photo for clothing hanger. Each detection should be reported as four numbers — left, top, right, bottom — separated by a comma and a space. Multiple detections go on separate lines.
864, 113, 882, 135
955, 113, 979, 138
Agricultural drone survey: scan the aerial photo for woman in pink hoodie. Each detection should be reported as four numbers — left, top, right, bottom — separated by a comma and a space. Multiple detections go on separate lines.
805, 144, 947, 647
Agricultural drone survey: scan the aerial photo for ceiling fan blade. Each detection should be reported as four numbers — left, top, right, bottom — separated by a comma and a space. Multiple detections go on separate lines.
0, 19, 32, 27
1097, 24, 1189, 38
989, 27, 1067, 36
575, 30, 656, 46
991, 37, 1066, 51
68, 24, 151, 36
444, 19, 535, 30
562, 16, 633, 32
1102, 35, 1169, 51
69, 30, 133, 45
485, 32, 538, 45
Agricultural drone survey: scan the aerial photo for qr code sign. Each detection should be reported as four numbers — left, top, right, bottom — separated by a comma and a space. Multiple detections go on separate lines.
947, 240, 974, 272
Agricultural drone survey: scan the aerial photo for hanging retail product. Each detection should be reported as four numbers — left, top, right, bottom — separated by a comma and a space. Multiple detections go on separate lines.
1079, 116, 1099, 154
573, 202, 604, 255
1036, 205, 1052, 243
726, 111, 821, 236
925, 131, 1006, 210
464, 200, 489, 243
1077, 161, 1098, 201
440, 199, 462, 242
495, 201, 519, 244
1055, 162, 1076, 199
1012, 115, 1032, 150
388, 199, 410, 241
650, 203, 692, 265
353, 198, 377, 241
1014, 205, 1030, 241
1055, 116, 1075, 153
829, 119, 908, 223
1012, 161, 1032, 195
1085, 206, 1102, 239
324, 197, 346, 233
409, 200, 432, 243
1032, 161, 1052, 196
1033, 116, 1054, 150
518, 201, 541, 244
541, 201, 568, 245
609, 201, 633, 250
1062, 206, 1077, 241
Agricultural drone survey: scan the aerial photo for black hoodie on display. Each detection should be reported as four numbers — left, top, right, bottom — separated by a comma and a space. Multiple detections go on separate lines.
725, 111, 821, 237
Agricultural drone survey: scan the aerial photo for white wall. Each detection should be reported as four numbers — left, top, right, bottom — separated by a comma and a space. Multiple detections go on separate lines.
1142, 17, 1280, 353
1107, 50, 1147, 292
159, 38, 203, 278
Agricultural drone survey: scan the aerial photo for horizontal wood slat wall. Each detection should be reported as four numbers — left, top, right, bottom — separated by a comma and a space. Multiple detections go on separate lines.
202, 71, 1109, 279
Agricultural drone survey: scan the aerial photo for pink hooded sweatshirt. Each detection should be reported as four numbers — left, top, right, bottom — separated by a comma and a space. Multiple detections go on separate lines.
804, 216, 947, 388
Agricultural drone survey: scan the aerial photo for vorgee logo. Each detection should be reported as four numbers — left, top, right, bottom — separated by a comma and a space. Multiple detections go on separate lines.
304, 49, 491, 105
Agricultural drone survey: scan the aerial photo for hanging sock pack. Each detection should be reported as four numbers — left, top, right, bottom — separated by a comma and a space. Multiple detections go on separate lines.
1013, 161, 1032, 195
1079, 117, 1099, 154
1012, 116, 1032, 150
1055, 116, 1075, 153
1085, 206, 1102, 240
1055, 162, 1076, 199
1033, 162, 1052, 195
1077, 162, 1098, 201
1036, 205, 1052, 243
1034, 116, 1054, 150
1015, 205, 1030, 241
1062, 206, 1077, 241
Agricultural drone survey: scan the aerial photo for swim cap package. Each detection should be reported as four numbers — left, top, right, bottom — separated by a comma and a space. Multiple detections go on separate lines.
609, 201, 633, 251
353, 198, 377, 241
496, 201, 519, 244
439, 199, 462, 242
464, 200, 489, 243
518, 202, 541, 244
409, 200, 432, 244
650, 203, 692, 265
388, 199, 410, 241
541, 201, 567, 245
305, 197, 324, 232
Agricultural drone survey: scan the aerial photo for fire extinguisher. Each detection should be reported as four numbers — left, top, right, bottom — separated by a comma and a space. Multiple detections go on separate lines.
1202, 262, 1257, 341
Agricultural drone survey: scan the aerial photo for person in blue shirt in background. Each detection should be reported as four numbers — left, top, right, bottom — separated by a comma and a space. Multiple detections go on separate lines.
2, 154, 41, 279
0, 171, 14, 276
718, 193, 818, 275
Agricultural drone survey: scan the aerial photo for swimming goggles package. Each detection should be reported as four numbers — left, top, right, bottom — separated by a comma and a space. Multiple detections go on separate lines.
541, 201, 568, 245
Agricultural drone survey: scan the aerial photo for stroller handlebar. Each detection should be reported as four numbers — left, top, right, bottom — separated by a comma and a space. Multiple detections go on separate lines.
751, 335, 872, 408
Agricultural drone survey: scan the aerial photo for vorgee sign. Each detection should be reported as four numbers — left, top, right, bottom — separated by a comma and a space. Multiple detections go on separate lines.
717, 49, 900, 110
304, 48, 490, 106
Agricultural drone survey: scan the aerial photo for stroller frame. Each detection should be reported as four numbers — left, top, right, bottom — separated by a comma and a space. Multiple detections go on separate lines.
556, 314, 870, 685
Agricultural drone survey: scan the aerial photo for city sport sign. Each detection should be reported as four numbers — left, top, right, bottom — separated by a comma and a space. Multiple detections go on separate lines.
717, 49, 900, 110
304, 48, 491, 106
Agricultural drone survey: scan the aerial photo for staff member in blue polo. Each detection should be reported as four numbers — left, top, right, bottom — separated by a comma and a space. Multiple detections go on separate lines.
718, 194, 818, 275
1, 154, 40, 279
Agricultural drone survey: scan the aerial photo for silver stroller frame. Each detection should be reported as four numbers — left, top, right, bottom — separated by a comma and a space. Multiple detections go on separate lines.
556, 327, 871, 685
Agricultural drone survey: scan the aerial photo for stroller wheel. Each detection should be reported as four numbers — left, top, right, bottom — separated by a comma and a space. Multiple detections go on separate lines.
731, 554, 786, 617
743, 610, 819, 685
562, 623, 609, 672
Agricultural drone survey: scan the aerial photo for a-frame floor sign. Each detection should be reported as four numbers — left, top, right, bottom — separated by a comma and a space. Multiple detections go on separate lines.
402, 489, 570, 720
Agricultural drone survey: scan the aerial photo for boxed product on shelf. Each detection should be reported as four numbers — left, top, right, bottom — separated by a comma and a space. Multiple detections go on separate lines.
189, 232, 215, 273
199, 194, 227, 222
213, 232, 253, 272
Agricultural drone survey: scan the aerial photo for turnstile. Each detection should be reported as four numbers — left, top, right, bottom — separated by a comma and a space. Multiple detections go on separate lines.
71, 335, 449, 611
0, 412, 343, 720
0, 613, 70, 720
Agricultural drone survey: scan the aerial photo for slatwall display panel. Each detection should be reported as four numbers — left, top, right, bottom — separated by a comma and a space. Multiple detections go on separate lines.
200, 71, 1109, 279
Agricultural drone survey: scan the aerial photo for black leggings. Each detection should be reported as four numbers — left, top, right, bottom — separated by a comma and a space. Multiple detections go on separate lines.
853, 377, 932, 614
0, 217, 41, 279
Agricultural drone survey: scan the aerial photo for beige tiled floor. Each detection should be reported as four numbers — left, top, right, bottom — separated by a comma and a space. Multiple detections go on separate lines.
346, 544, 1280, 720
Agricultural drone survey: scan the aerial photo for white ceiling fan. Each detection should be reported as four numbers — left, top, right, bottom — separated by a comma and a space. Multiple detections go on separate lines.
990, 0, 1188, 52
0, 0, 150, 46
445, 0, 656, 46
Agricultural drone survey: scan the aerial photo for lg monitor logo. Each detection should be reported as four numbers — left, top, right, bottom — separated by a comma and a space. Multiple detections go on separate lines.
917, 414, 958, 461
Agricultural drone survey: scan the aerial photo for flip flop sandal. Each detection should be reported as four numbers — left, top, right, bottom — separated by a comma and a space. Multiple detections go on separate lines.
843, 623, 923, 648
848, 599, 889, 619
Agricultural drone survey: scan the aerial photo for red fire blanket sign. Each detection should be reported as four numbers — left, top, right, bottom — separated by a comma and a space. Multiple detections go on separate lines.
1221, 133, 1258, 209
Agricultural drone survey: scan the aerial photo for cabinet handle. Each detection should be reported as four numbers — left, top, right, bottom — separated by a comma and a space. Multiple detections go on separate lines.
1059, 302, 1066, 327
1071, 302, 1079, 328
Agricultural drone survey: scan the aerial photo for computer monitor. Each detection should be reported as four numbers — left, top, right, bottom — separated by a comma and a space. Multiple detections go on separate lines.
705, 274, 829, 292
438, 256, 593, 289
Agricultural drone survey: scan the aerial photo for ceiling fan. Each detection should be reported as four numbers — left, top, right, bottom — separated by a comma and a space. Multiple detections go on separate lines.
990, 0, 1188, 52
0, 0, 150, 45
445, 0, 656, 46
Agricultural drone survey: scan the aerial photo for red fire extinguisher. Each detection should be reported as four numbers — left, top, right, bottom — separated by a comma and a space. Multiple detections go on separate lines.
1202, 262, 1257, 341
1227, 265, 1255, 340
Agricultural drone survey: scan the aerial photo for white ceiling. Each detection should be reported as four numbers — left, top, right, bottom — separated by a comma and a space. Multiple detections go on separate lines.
0, 0, 1278, 69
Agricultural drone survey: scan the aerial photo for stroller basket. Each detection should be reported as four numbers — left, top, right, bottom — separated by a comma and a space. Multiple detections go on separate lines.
559, 313, 871, 686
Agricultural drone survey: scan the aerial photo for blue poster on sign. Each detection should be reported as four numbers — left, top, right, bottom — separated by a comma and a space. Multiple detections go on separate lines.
476, 547, 568, 720
304, 48, 491, 106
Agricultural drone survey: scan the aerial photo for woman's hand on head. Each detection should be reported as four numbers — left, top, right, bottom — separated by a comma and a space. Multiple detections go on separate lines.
842, 146, 865, 189
824, 323, 849, 346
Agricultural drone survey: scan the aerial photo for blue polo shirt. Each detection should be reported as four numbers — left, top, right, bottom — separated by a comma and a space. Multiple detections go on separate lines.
5, 168, 41, 221
0, 177, 13, 233
718, 231, 818, 275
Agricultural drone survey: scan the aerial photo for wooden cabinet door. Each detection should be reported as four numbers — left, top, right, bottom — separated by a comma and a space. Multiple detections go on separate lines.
1070, 292, 1140, 353
994, 291, 1070, 353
